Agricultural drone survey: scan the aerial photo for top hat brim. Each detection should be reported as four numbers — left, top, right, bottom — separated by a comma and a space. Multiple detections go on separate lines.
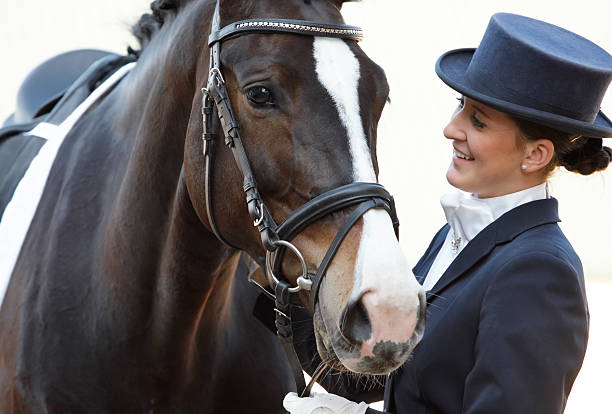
436, 48, 612, 138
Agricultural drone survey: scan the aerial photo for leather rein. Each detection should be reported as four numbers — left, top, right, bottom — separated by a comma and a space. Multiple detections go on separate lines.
202, 1, 400, 397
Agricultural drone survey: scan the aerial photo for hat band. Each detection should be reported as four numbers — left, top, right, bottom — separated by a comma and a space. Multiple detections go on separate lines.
465, 68, 598, 123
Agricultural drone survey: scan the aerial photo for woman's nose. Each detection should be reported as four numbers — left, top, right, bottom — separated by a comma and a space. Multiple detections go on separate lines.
443, 111, 466, 142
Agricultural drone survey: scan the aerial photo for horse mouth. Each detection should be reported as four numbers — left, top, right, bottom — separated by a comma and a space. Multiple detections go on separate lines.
312, 300, 426, 375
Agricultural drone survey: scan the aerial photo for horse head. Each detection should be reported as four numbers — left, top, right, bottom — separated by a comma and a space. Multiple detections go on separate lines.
175, 0, 426, 376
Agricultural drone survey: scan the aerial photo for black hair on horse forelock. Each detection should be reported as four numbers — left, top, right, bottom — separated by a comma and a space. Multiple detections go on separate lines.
129, 0, 185, 57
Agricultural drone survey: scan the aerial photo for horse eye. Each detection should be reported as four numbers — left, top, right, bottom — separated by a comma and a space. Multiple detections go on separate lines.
245, 86, 274, 106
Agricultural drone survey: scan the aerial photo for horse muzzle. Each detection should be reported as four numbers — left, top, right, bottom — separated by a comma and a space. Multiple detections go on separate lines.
316, 274, 426, 374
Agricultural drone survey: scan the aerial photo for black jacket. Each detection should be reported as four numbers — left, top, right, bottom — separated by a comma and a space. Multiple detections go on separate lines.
381, 198, 588, 413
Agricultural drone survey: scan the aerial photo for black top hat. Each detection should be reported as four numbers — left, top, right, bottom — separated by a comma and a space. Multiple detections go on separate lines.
436, 13, 612, 138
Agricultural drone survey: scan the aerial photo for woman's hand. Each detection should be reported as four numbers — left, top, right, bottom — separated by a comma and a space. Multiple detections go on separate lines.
283, 392, 369, 414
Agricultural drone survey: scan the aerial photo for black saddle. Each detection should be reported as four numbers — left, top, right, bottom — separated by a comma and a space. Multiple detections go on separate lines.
3, 49, 121, 127
0, 49, 135, 219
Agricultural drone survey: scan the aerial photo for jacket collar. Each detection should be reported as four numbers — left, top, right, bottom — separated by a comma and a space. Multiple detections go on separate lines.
414, 198, 560, 302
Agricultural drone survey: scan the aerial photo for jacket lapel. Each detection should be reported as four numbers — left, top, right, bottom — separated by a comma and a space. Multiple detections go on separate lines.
425, 198, 560, 302
413, 225, 449, 285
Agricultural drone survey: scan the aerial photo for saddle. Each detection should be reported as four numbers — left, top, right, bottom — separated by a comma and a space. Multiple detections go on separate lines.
0, 49, 134, 219
4, 49, 118, 126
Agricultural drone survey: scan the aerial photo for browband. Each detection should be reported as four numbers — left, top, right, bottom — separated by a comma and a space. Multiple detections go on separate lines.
208, 18, 364, 46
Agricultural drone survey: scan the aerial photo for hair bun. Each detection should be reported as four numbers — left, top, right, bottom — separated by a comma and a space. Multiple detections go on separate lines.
562, 142, 612, 175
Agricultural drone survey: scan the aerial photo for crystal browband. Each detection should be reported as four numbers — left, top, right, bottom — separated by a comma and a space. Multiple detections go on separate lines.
208, 18, 364, 46
235, 21, 362, 35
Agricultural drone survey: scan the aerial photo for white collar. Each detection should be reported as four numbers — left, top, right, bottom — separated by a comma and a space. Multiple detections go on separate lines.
441, 183, 549, 252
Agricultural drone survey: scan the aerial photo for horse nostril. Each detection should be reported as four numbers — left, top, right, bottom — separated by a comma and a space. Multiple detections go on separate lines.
339, 296, 372, 344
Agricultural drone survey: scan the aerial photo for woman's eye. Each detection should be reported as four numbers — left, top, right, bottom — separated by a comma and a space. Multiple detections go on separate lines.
456, 96, 485, 128
471, 114, 486, 129
245, 86, 274, 106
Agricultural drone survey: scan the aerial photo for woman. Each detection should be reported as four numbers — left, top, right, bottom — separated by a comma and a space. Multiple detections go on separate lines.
284, 12, 612, 414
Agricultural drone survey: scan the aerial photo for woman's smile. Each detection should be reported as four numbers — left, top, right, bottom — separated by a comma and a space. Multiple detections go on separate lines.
453, 147, 474, 161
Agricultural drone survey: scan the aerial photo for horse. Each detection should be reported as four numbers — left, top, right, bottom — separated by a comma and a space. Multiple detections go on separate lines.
0, 0, 425, 412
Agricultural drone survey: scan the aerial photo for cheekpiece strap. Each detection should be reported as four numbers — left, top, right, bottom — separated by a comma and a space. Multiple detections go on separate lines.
208, 18, 364, 46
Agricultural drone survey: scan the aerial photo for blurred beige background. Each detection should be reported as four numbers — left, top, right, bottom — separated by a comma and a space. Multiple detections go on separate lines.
1, 0, 610, 412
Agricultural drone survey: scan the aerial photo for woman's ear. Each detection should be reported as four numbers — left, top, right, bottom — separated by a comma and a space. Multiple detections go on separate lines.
522, 139, 554, 173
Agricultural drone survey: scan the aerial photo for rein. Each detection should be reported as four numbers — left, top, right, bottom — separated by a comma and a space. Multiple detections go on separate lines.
202, 1, 399, 397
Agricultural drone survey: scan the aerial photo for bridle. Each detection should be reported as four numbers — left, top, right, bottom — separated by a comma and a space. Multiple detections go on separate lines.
202, 0, 400, 397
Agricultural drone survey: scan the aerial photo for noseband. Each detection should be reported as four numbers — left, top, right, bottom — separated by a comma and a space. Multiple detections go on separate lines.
202, 1, 399, 396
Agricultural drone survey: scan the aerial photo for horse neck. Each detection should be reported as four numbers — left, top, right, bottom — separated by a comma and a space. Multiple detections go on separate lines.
151, 182, 237, 343
100, 2, 235, 349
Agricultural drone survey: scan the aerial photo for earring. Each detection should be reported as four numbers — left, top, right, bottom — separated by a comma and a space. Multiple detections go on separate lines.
521, 164, 527, 171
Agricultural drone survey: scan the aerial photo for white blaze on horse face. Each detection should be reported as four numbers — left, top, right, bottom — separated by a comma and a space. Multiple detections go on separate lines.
313, 38, 423, 355
312, 37, 375, 183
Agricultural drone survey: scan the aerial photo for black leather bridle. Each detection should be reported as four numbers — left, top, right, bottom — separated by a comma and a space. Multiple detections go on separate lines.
202, 0, 400, 397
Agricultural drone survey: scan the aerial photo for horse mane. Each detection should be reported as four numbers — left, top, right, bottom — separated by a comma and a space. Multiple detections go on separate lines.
129, 0, 189, 57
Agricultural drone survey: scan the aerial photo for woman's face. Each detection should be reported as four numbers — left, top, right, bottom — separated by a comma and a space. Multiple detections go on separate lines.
444, 96, 530, 198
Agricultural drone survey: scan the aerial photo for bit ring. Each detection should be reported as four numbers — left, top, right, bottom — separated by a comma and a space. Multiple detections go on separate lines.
265, 240, 311, 293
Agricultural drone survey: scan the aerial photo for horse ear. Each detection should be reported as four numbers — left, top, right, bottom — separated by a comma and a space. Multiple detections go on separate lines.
329, 0, 356, 9
216, 0, 253, 22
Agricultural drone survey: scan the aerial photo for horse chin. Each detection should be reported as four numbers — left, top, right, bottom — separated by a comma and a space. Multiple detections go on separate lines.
312, 302, 425, 375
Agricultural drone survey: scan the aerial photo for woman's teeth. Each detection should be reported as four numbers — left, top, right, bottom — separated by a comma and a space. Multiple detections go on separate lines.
454, 149, 474, 160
